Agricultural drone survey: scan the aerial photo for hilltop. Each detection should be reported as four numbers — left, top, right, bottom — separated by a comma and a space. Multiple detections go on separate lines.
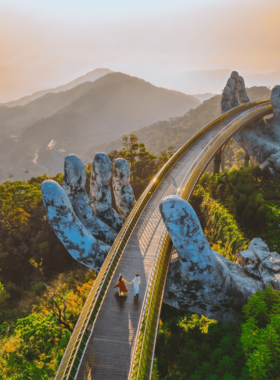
0, 68, 113, 108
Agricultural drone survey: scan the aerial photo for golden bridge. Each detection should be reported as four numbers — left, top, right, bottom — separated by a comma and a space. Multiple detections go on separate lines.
55, 99, 272, 380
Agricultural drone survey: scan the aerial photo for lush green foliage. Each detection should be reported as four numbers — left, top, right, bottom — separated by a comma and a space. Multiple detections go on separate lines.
108, 134, 174, 198
153, 288, 280, 380
190, 184, 249, 261
0, 174, 78, 321
0, 270, 94, 379
0, 313, 70, 380
190, 167, 280, 256
0, 282, 9, 304
0, 181, 42, 233
241, 287, 280, 379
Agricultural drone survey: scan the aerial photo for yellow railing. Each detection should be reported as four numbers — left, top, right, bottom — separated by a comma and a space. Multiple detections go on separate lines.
55, 99, 271, 380
128, 102, 273, 380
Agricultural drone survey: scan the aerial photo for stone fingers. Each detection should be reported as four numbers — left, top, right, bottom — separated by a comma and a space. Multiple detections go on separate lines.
222, 71, 249, 114
41, 180, 110, 271
237, 75, 249, 104
229, 71, 240, 108
160, 195, 219, 270
62, 154, 117, 245
221, 86, 232, 114
112, 158, 135, 219
90, 153, 124, 232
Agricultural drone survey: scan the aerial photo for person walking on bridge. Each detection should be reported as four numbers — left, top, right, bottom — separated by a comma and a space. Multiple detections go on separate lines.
114, 275, 130, 296
132, 273, 141, 297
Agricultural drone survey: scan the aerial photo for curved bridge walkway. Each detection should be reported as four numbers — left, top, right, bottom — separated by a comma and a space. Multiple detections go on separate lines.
56, 101, 272, 380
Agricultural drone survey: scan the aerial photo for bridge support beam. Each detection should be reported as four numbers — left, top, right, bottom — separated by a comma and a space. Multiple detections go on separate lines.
213, 150, 222, 175
244, 152, 250, 168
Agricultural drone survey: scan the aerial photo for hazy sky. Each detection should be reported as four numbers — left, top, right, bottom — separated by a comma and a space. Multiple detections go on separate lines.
1, 0, 280, 102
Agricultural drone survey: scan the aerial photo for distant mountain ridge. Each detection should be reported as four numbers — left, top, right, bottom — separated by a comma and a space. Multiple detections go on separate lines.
85, 86, 271, 161
0, 72, 200, 182
0, 68, 113, 108
193, 93, 216, 103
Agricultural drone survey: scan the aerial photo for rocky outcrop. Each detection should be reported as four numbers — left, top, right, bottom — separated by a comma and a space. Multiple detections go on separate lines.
236, 238, 280, 289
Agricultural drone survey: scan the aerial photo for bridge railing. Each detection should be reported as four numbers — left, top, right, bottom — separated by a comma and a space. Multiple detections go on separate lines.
55, 99, 270, 380
129, 101, 272, 380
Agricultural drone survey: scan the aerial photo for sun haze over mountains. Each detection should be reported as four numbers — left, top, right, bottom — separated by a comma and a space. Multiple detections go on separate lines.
0, 71, 200, 182
0, 68, 113, 107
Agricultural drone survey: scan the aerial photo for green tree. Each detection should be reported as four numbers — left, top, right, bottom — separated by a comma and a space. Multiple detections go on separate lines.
0, 282, 9, 304
0, 313, 70, 379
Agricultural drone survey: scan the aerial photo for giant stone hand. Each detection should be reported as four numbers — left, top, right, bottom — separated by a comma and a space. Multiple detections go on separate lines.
222, 71, 280, 176
161, 76, 280, 322
41, 153, 135, 272
161, 196, 280, 323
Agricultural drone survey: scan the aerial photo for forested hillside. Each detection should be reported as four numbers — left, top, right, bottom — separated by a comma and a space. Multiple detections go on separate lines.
87, 86, 271, 161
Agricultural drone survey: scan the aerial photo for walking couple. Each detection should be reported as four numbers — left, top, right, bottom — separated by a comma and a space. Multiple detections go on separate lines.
114, 274, 141, 297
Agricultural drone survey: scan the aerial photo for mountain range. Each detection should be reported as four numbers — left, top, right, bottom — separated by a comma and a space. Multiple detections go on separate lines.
193, 93, 215, 103
86, 86, 271, 162
0, 68, 113, 108
0, 71, 200, 183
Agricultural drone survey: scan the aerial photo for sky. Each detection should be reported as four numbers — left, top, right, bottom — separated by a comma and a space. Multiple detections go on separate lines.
1, 0, 280, 102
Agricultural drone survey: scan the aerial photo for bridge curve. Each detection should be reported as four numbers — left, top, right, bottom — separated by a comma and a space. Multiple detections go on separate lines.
55, 100, 272, 380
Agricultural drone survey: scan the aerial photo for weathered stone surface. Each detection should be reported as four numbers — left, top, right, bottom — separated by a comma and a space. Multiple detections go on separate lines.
160, 196, 280, 322
221, 86, 232, 113
221, 72, 280, 176
272, 273, 280, 290
249, 238, 270, 262
42, 153, 136, 272
160, 195, 246, 323
216, 252, 262, 300
236, 249, 256, 267
259, 265, 276, 288
90, 153, 124, 232
112, 158, 135, 219
262, 251, 280, 273
236, 239, 280, 287
244, 264, 261, 280
62, 154, 117, 245
41, 180, 110, 271
229, 71, 240, 108
237, 76, 249, 104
